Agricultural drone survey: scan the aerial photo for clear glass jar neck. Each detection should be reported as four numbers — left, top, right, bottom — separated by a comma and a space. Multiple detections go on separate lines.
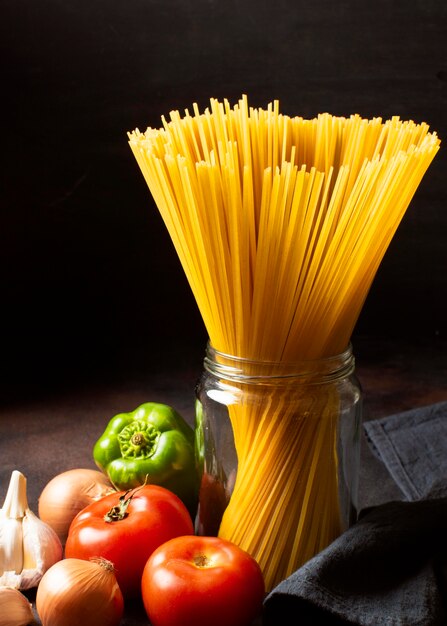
203, 342, 355, 384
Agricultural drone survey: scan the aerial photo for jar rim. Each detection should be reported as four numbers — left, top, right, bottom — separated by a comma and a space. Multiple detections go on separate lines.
204, 342, 356, 383
207, 342, 353, 366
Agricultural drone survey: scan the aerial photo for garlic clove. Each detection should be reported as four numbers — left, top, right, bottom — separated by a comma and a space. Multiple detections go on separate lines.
0, 470, 63, 590
0, 517, 23, 574
20, 508, 63, 590
2, 471, 27, 519
0, 586, 35, 626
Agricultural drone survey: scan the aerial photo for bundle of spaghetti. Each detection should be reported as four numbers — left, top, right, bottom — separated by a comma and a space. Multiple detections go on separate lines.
128, 96, 440, 590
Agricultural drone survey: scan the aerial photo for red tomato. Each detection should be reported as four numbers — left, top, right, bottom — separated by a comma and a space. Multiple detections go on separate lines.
65, 484, 194, 597
141, 535, 265, 626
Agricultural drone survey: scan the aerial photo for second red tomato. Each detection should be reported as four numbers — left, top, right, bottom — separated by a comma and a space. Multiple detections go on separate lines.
141, 535, 265, 626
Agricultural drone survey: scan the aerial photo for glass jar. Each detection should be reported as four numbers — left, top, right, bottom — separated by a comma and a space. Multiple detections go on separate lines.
194, 342, 362, 591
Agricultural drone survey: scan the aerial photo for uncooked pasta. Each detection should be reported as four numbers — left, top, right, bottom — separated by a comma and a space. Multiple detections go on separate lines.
128, 96, 440, 590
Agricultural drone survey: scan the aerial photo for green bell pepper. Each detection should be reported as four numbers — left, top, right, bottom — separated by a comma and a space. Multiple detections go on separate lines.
93, 402, 199, 517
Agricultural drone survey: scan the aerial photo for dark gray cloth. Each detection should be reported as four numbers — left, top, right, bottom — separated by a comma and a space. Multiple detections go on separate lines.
263, 402, 447, 625
363, 401, 447, 500
263, 498, 447, 625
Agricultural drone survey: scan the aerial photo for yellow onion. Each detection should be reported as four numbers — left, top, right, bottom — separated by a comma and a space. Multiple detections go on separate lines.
0, 586, 35, 626
36, 557, 124, 626
38, 469, 115, 544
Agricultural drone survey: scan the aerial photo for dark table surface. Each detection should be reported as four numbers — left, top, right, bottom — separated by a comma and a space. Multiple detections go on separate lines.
1, 334, 446, 625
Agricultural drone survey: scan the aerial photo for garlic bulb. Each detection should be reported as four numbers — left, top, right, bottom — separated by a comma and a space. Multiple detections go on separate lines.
0, 586, 35, 626
0, 470, 63, 589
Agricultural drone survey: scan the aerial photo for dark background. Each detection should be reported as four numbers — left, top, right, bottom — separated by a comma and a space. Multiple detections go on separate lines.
1, 0, 446, 397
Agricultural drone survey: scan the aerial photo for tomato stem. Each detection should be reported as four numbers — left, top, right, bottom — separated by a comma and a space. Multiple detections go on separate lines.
193, 554, 210, 568
104, 476, 149, 523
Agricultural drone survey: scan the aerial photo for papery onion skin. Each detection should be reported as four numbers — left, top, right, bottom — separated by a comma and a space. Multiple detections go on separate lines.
38, 469, 115, 544
0, 586, 35, 626
36, 557, 124, 626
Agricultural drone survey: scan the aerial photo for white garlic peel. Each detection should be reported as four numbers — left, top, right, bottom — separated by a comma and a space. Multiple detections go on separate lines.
0, 586, 35, 626
0, 470, 63, 590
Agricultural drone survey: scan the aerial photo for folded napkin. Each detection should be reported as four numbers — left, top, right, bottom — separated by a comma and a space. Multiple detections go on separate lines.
363, 401, 447, 500
263, 402, 447, 626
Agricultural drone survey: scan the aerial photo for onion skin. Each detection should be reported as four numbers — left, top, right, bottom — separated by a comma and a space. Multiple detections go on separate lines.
36, 557, 124, 626
38, 469, 115, 545
0, 586, 35, 626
